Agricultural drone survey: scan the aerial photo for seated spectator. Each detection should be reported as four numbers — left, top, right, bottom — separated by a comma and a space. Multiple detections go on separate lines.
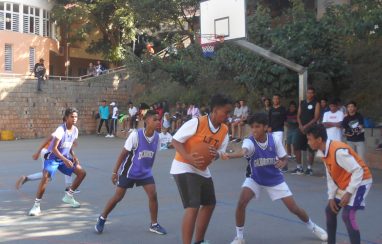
231, 99, 249, 142
122, 102, 138, 132
87, 62, 97, 77
95, 60, 106, 76
187, 103, 200, 119
162, 112, 172, 133
159, 126, 173, 150
229, 101, 241, 139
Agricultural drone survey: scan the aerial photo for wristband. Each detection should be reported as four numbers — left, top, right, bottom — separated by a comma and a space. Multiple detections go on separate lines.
112, 172, 117, 175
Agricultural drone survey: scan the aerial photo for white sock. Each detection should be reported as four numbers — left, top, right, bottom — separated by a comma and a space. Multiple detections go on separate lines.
296, 164, 302, 169
27, 172, 43, 181
66, 189, 74, 197
100, 216, 106, 220
64, 175, 73, 185
305, 219, 315, 231
151, 222, 158, 226
236, 226, 244, 239
34, 198, 41, 205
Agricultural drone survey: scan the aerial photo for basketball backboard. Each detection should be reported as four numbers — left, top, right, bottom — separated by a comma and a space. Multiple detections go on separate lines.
200, 0, 246, 44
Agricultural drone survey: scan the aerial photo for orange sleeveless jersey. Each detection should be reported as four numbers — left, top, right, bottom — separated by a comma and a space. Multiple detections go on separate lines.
322, 141, 372, 190
174, 116, 228, 170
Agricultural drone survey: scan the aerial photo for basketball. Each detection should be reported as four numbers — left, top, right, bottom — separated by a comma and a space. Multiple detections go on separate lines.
189, 142, 215, 170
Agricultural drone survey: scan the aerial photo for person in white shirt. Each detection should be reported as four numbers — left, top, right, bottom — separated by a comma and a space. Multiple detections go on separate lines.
107, 102, 118, 138
322, 99, 344, 141
231, 99, 249, 142
125, 102, 138, 133
159, 127, 173, 150
187, 103, 200, 120
171, 94, 232, 244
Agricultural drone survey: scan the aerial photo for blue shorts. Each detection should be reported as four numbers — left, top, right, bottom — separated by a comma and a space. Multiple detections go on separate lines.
44, 159, 76, 178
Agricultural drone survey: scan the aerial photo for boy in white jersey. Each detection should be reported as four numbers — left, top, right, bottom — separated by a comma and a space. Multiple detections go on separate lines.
222, 113, 327, 243
28, 108, 87, 216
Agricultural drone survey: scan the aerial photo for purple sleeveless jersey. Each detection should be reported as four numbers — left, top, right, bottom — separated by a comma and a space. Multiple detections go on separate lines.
120, 129, 159, 179
247, 133, 284, 186
48, 124, 78, 161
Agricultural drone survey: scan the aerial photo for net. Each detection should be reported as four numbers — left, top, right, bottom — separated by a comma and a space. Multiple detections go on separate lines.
200, 35, 224, 58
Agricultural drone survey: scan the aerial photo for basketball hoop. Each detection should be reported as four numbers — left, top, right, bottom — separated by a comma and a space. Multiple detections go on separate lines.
200, 35, 224, 58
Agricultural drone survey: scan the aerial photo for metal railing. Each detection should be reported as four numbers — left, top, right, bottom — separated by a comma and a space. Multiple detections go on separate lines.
0, 65, 127, 81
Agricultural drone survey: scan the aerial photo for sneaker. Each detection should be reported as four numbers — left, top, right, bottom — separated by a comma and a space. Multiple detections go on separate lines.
16, 175, 27, 190
62, 193, 80, 208
312, 224, 328, 241
281, 166, 288, 173
231, 237, 246, 244
28, 204, 41, 216
95, 216, 106, 233
235, 138, 242, 143
304, 168, 313, 176
105, 134, 110, 138
149, 223, 167, 235
291, 167, 304, 175
109, 134, 115, 138
128, 129, 133, 133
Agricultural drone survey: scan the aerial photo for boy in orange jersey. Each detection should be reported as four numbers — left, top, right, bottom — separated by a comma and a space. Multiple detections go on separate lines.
306, 124, 372, 244
171, 94, 232, 244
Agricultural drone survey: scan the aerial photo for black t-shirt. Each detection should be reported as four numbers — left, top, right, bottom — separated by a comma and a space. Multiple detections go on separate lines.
300, 99, 318, 126
269, 106, 287, 132
286, 110, 298, 129
34, 63, 46, 78
342, 113, 365, 142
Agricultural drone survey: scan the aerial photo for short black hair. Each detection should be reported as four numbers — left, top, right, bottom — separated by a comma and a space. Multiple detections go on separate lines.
248, 113, 268, 126
64, 107, 78, 117
306, 124, 327, 141
329, 98, 338, 105
210, 94, 232, 111
143, 110, 158, 120
320, 98, 328, 102
346, 100, 357, 107
307, 87, 315, 92
273, 94, 281, 98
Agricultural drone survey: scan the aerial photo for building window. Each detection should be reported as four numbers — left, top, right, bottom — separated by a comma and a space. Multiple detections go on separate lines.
43, 10, 50, 37
4, 44, 13, 71
0, 2, 19, 32
23, 6, 39, 35
29, 47, 36, 72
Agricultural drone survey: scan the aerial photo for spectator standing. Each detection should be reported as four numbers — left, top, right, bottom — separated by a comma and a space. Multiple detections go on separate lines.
342, 101, 366, 160
263, 98, 272, 113
319, 98, 330, 123
108, 102, 118, 138
286, 101, 298, 159
34, 58, 46, 92
127, 102, 138, 133
291, 87, 320, 176
322, 99, 344, 141
268, 94, 287, 144
98, 100, 110, 135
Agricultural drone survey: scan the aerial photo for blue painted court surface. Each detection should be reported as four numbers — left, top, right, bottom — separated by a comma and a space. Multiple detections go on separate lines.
1, 136, 381, 243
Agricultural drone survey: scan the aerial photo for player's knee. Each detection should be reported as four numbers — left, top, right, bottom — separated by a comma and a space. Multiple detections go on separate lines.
149, 192, 158, 202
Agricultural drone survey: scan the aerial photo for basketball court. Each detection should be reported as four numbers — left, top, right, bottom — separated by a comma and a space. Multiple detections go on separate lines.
0, 136, 381, 243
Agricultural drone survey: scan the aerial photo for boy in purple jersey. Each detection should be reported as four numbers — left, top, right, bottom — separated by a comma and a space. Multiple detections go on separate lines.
222, 113, 327, 244
95, 110, 167, 235
28, 108, 87, 216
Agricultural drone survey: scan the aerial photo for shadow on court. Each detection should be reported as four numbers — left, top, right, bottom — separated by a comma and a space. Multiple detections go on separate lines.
1, 136, 381, 244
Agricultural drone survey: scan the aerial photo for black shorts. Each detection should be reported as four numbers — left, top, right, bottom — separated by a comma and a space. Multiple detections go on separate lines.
173, 173, 216, 208
117, 175, 155, 189
295, 130, 314, 152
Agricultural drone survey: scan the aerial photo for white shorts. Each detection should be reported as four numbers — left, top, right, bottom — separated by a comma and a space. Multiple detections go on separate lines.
242, 178, 292, 201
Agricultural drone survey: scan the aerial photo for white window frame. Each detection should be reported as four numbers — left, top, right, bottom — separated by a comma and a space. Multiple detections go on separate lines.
29, 47, 36, 72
